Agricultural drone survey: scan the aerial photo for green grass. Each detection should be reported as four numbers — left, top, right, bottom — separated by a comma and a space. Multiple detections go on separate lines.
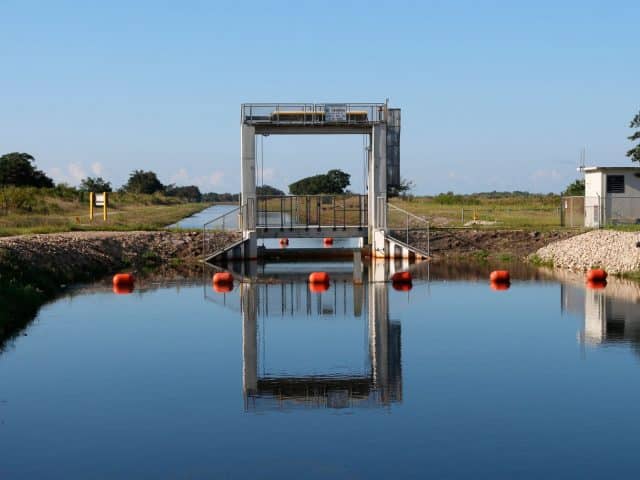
390, 195, 563, 229
528, 254, 554, 268
618, 270, 640, 281
605, 224, 640, 232
0, 187, 211, 236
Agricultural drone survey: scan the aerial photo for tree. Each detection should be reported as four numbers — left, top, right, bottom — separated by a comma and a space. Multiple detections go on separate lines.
627, 110, 640, 163
289, 169, 351, 195
201, 192, 239, 202
0, 152, 54, 188
388, 178, 415, 198
165, 185, 202, 202
256, 184, 285, 196
122, 170, 164, 194
563, 179, 585, 196
80, 176, 112, 192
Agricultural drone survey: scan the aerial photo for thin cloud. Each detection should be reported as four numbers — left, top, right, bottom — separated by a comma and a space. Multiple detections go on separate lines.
91, 162, 103, 176
49, 163, 87, 185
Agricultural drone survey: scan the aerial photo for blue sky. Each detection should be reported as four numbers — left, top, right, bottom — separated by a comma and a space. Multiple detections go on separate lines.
2, 0, 638, 194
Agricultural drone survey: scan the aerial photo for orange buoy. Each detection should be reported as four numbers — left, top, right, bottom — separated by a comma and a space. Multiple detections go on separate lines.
213, 272, 233, 285
113, 273, 134, 286
586, 279, 607, 290
390, 271, 412, 284
587, 269, 608, 282
279, 238, 289, 247
309, 271, 330, 284
490, 270, 510, 283
393, 281, 413, 292
323, 237, 334, 246
490, 281, 510, 291
213, 282, 233, 293
113, 283, 134, 295
309, 282, 330, 293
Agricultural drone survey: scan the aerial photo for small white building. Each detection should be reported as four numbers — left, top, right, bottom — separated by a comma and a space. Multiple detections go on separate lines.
584, 166, 640, 227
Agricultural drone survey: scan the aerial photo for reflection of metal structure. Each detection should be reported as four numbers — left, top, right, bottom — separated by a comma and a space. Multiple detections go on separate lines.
240, 273, 402, 411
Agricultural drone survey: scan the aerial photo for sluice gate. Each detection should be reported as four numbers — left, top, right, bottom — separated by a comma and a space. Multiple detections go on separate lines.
203, 102, 429, 262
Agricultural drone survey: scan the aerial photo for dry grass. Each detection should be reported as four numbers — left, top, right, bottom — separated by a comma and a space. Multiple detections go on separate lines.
0, 188, 211, 236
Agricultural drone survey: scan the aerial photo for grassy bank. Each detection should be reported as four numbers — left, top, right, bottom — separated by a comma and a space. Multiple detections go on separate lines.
0, 186, 211, 236
390, 194, 562, 229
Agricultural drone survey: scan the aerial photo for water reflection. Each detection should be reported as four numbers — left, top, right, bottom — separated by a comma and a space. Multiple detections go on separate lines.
561, 279, 640, 346
206, 262, 404, 411
243, 278, 401, 411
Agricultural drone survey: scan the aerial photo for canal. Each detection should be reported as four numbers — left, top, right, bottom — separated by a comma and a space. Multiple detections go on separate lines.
172, 203, 360, 249
1, 262, 640, 478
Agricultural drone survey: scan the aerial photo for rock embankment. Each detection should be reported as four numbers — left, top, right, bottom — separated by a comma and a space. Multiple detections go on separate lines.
0, 230, 240, 293
0, 230, 239, 349
533, 230, 640, 273
406, 229, 577, 260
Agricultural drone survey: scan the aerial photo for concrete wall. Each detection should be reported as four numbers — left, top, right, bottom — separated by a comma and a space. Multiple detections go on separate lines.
584, 171, 603, 198
585, 169, 640, 226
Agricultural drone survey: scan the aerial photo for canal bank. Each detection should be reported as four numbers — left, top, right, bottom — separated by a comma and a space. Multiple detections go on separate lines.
0, 228, 578, 296
0, 230, 239, 346
532, 229, 640, 274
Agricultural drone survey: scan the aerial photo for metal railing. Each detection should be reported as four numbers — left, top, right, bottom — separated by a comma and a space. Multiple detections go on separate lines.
387, 203, 431, 257
241, 103, 386, 126
202, 205, 242, 258
256, 195, 367, 230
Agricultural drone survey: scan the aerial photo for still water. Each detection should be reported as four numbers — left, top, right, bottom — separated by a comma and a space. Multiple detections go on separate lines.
2, 263, 640, 479
169, 204, 238, 229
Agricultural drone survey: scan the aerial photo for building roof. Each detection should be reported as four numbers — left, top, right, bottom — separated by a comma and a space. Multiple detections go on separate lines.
583, 166, 640, 173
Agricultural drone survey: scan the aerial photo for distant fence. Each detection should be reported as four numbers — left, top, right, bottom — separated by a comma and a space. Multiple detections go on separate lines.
562, 195, 640, 227
560, 196, 585, 227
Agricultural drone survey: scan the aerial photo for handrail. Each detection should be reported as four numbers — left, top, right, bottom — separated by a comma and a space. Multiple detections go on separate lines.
388, 203, 430, 226
202, 205, 242, 260
256, 194, 367, 230
203, 205, 240, 229
387, 203, 430, 256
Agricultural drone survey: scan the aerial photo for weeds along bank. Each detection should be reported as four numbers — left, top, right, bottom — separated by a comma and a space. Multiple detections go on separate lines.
0, 186, 211, 236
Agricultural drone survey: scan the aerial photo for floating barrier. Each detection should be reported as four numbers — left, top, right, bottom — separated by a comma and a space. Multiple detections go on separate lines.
489, 270, 510, 283
309, 282, 330, 293
113, 284, 134, 295
213, 282, 233, 293
586, 279, 607, 290
490, 281, 510, 291
213, 272, 233, 285
586, 269, 608, 282
279, 238, 289, 247
390, 271, 412, 284
113, 273, 134, 287
212, 272, 234, 293
323, 237, 334, 246
309, 271, 330, 284
392, 282, 413, 292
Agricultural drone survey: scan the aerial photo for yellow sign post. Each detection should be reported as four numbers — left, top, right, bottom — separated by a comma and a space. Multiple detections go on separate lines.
89, 192, 95, 221
89, 192, 108, 221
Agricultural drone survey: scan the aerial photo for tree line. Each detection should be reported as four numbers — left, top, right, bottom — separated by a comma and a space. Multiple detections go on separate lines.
5, 104, 639, 203
0, 153, 238, 203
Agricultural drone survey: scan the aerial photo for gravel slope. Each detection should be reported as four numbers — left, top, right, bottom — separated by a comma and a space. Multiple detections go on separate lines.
534, 230, 640, 273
